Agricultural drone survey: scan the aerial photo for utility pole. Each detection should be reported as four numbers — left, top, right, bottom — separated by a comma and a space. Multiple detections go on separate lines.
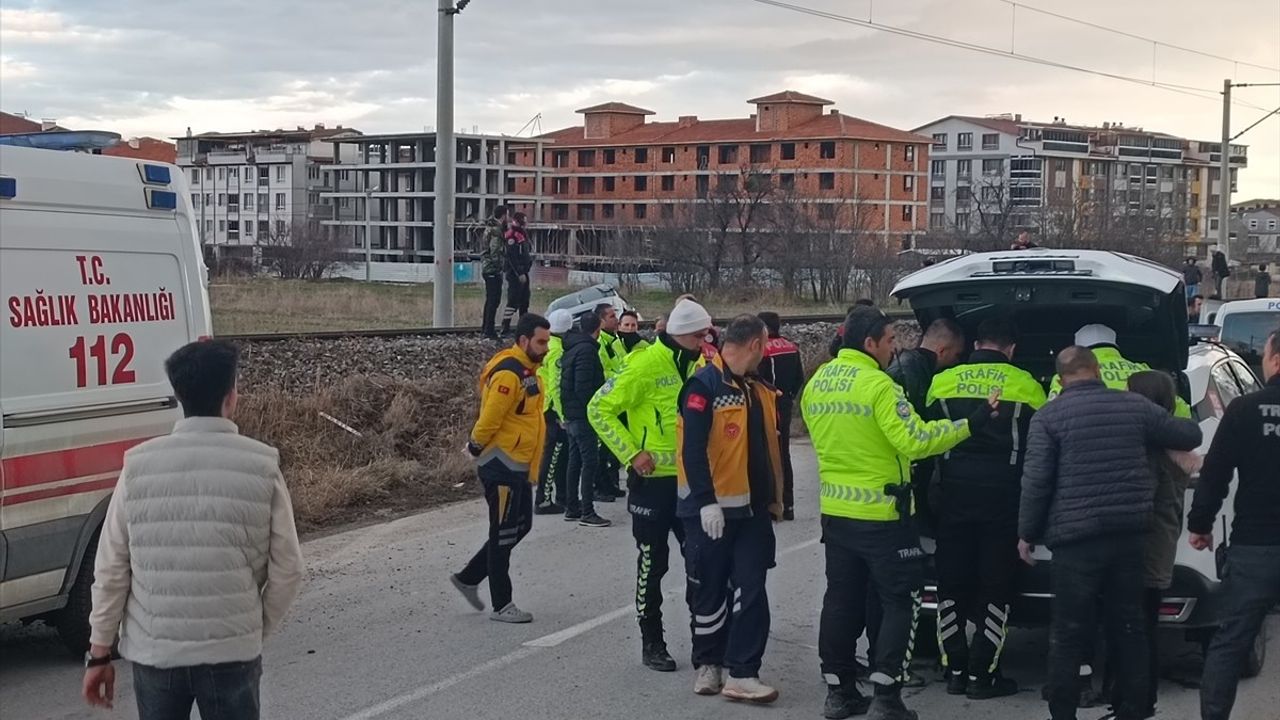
1218, 78, 1232, 266
433, 0, 465, 327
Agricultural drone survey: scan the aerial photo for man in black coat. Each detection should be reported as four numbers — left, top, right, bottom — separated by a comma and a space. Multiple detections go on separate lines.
559, 312, 611, 528
757, 312, 805, 520
1018, 346, 1202, 720
887, 318, 965, 414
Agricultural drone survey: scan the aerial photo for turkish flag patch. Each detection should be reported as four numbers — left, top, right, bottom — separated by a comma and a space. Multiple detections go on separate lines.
686, 393, 708, 412
724, 423, 741, 439
498, 385, 511, 395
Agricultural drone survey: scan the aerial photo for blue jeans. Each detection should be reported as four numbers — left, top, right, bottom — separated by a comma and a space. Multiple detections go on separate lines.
133, 657, 262, 720
1200, 544, 1280, 720
1187, 283, 1200, 299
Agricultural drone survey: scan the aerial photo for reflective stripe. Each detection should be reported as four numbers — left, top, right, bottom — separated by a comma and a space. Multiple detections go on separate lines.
986, 603, 1011, 673
939, 398, 953, 460
694, 615, 727, 635
477, 448, 531, 473
694, 602, 727, 625
989, 603, 1008, 623
1008, 402, 1024, 465
732, 602, 742, 614
719, 493, 751, 509
819, 481, 892, 505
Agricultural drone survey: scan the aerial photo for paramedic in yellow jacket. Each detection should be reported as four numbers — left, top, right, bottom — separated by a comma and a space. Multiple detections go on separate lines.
451, 314, 550, 625
677, 315, 784, 704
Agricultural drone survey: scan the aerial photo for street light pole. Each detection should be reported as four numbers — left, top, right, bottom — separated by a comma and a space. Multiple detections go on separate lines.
1218, 79, 1232, 266
433, 0, 459, 327
364, 185, 376, 282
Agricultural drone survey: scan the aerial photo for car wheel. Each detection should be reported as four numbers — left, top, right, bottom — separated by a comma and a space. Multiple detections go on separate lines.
54, 531, 98, 657
1243, 622, 1267, 678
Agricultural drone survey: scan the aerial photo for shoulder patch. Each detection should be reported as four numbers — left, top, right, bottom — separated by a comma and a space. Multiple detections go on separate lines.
686, 393, 708, 412
896, 399, 912, 419
498, 385, 511, 395
507, 238, 515, 245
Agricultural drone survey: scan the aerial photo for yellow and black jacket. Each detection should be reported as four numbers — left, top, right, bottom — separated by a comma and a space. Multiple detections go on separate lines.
470, 346, 546, 482
676, 362, 784, 521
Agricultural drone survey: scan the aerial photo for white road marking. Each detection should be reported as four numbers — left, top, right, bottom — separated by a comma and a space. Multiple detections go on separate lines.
336, 536, 821, 719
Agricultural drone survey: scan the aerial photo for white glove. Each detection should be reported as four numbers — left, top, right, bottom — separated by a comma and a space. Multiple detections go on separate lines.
700, 504, 725, 540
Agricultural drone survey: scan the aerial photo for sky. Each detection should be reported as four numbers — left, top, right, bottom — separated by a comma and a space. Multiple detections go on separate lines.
2, 0, 1278, 198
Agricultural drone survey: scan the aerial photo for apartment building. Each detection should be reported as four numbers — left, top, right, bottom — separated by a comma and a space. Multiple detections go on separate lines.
319, 132, 548, 263
537, 91, 931, 247
915, 114, 1248, 251
174, 124, 362, 252
1233, 200, 1280, 263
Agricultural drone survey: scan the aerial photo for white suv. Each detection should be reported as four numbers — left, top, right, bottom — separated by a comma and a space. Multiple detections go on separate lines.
890, 248, 1265, 676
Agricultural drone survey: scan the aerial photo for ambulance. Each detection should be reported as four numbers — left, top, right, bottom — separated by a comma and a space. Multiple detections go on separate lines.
0, 133, 212, 654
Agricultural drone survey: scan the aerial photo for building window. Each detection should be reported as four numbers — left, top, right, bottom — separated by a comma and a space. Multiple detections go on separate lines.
552, 204, 568, 220
227, 220, 239, 239
218, 220, 226, 233
904, 145, 915, 162
750, 144, 771, 164
217, 193, 226, 207
603, 149, 617, 164
578, 205, 595, 221
634, 204, 647, 220
903, 175, 915, 192
956, 186, 972, 201
635, 176, 648, 191
717, 174, 737, 192
205, 220, 213, 234
957, 159, 972, 178
206, 168, 214, 180
603, 177, 616, 192
552, 151, 569, 168
930, 186, 946, 201
191, 169, 200, 184
662, 146, 677, 163
578, 150, 596, 167
245, 220, 254, 236
505, 176, 516, 193
189, 193, 198, 208
634, 148, 649, 164
506, 151, 517, 165
1209, 218, 1219, 231
780, 143, 796, 160
553, 177, 569, 194
930, 212, 946, 229
275, 193, 286, 210
1268, 219, 1277, 231
819, 172, 835, 190
602, 203, 615, 219
902, 205, 913, 221
276, 220, 286, 235
779, 173, 795, 191
981, 185, 999, 202
258, 193, 268, 209
1249, 219, 1259, 230
817, 204, 837, 221
957, 133, 974, 151
931, 160, 945, 177
578, 177, 595, 194
258, 167, 270, 185
661, 175, 675, 192
718, 145, 738, 164
932, 133, 947, 150
819, 141, 836, 159
660, 204, 675, 220
955, 212, 970, 231
981, 133, 1000, 151
982, 158, 1004, 175
275, 166, 285, 182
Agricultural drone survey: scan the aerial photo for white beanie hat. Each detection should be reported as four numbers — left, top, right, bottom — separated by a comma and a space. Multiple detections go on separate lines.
547, 309, 573, 334
666, 299, 713, 336
1075, 323, 1117, 348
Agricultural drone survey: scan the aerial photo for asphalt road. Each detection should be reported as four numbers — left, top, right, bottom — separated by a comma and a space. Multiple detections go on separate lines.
3, 441, 1278, 720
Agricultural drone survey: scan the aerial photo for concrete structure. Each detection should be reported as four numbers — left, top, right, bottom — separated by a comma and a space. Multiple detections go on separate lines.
914, 114, 1248, 252
319, 132, 548, 263
1235, 202, 1280, 262
538, 91, 932, 249
174, 124, 362, 251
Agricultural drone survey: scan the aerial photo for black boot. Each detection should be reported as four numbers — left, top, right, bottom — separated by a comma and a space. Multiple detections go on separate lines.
823, 682, 871, 719
945, 669, 969, 695
639, 620, 676, 672
967, 672, 1018, 700
867, 684, 917, 720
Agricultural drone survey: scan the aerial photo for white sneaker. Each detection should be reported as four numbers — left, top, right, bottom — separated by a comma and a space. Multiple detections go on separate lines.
489, 603, 533, 624
722, 676, 780, 704
693, 665, 724, 696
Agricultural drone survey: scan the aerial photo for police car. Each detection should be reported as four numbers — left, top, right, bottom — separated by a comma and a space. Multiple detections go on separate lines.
1211, 297, 1280, 379
891, 248, 1265, 674
0, 133, 212, 654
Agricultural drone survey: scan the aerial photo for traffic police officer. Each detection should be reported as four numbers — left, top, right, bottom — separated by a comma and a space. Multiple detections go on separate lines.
590, 298, 713, 672
925, 318, 1046, 700
594, 303, 627, 499
1049, 323, 1190, 417
534, 309, 572, 514
804, 306, 997, 720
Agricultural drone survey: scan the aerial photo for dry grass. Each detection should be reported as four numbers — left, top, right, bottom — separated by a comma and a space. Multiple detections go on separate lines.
236, 374, 480, 530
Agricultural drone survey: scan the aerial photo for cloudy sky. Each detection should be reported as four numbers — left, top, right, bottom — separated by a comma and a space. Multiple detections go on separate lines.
3, 0, 1278, 197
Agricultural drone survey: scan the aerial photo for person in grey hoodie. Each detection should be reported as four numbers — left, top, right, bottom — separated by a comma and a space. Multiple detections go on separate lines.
1018, 346, 1201, 720
83, 340, 303, 720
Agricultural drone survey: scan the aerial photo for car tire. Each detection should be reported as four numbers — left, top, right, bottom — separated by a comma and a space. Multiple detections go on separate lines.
1198, 622, 1267, 679
53, 531, 98, 657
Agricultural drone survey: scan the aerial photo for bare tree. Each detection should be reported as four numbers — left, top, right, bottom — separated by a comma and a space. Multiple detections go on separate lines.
694, 163, 778, 287
768, 188, 882, 303
260, 220, 351, 279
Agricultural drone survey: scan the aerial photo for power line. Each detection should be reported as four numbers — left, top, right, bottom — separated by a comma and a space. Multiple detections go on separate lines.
994, 0, 1280, 74
748, 0, 1271, 111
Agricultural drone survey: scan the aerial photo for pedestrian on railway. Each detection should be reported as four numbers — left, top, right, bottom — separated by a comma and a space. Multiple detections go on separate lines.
804, 305, 993, 720
925, 319, 1047, 700
589, 298, 714, 672
1189, 330, 1280, 720
560, 311, 611, 527
617, 309, 650, 354
480, 205, 508, 340
500, 212, 533, 336
1184, 257, 1204, 300
679, 314, 784, 703
1256, 264, 1272, 298
1212, 250, 1230, 297
1018, 346, 1201, 720
534, 309, 572, 515
452, 313, 551, 623
757, 311, 805, 521
83, 340, 303, 720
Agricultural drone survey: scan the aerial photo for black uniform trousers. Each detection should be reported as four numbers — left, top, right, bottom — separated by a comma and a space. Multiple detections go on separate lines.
628, 472, 686, 637
684, 512, 776, 678
535, 411, 567, 508
777, 397, 796, 512
502, 271, 529, 328
934, 510, 1019, 679
481, 272, 503, 337
819, 515, 925, 688
564, 419, 601, 517
456, 463, 533, 610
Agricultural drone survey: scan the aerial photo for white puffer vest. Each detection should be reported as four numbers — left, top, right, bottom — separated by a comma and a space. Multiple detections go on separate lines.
118, 417, 278, 667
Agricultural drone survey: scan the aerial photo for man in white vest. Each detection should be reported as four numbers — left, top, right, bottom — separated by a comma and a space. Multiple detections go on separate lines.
82, 340, 304, 720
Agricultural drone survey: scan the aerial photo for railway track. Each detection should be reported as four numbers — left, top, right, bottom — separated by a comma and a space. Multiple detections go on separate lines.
222, 311, 913, 343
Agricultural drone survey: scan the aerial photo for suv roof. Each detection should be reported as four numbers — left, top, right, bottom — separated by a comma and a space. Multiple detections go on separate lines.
891, 249, 1188, 379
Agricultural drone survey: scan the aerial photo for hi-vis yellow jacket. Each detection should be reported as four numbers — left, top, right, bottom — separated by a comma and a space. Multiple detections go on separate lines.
471, 346, 546, 483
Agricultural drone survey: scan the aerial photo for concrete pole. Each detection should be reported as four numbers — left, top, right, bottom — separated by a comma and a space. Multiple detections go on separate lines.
1219, 79, 1232, 268
433, 0, 456, 327
364, 187, 373, 281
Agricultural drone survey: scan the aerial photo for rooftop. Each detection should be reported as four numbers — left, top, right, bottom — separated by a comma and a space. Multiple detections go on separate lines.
576, 102, 655, 116
747, 90, 833, 105
323, 130, 545, 144
174, 124, 359, 142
